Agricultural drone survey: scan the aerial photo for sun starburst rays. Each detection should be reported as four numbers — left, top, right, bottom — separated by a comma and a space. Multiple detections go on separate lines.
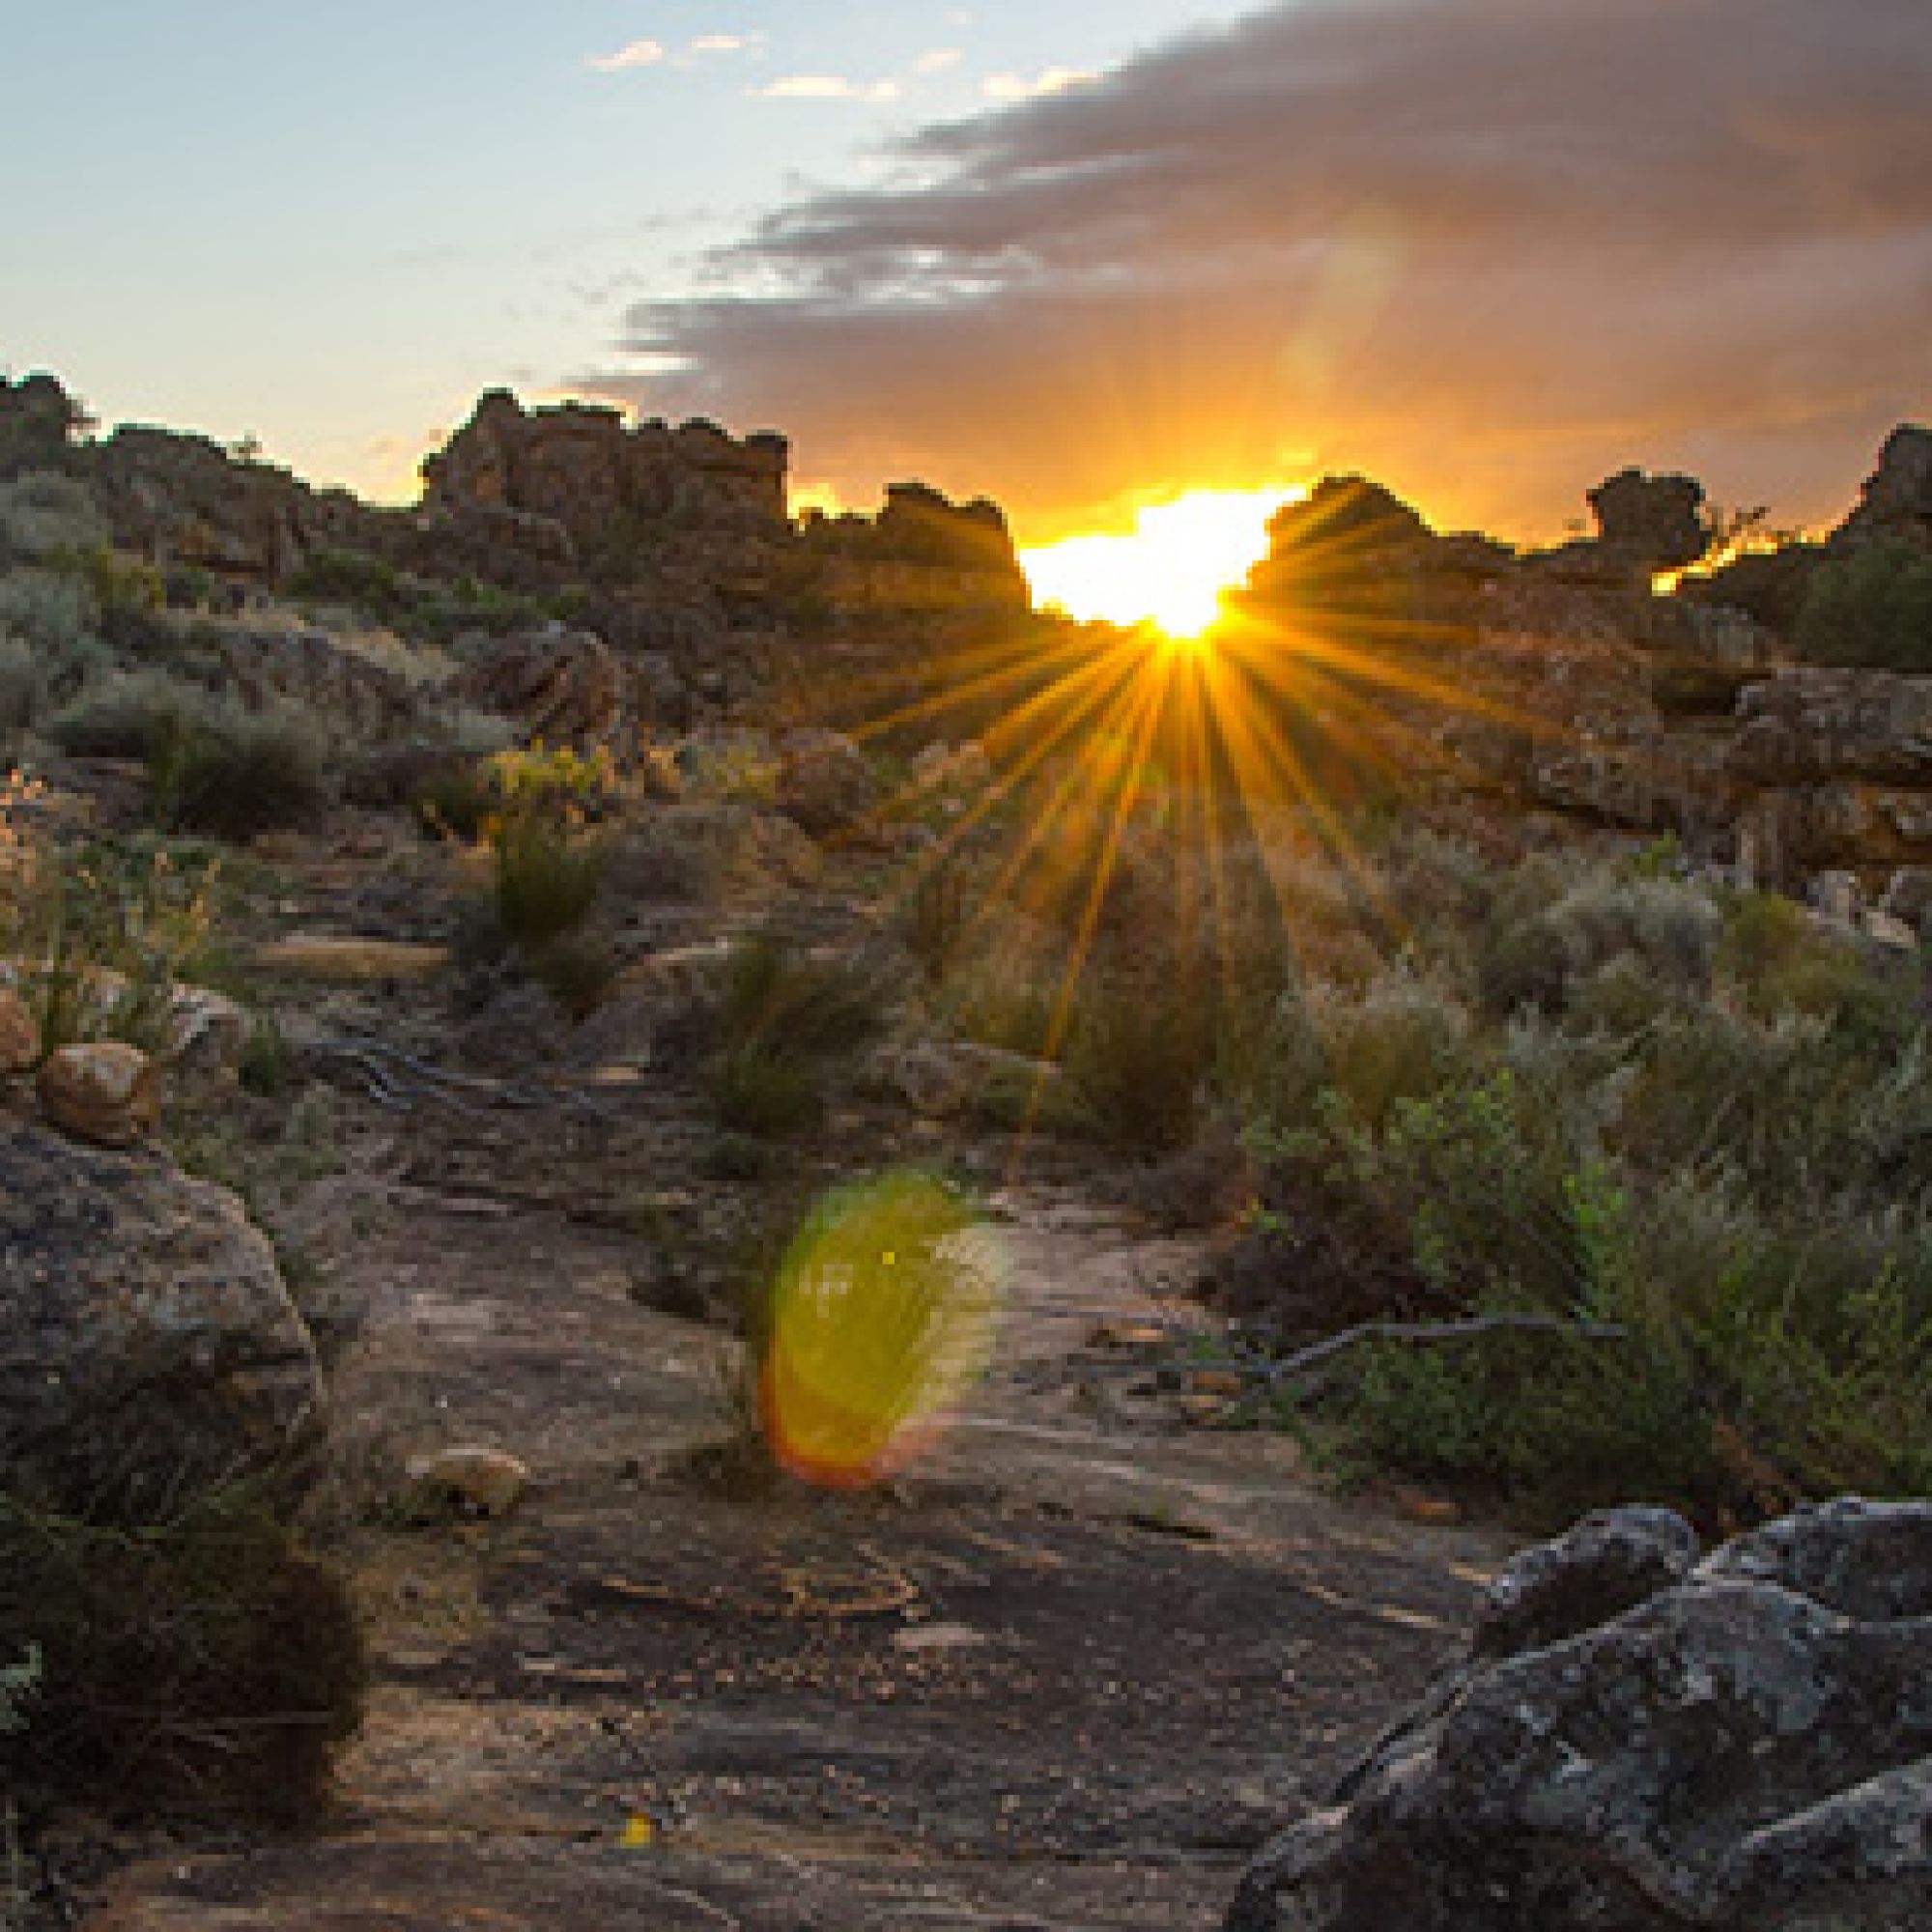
815, 527, 1589, 1170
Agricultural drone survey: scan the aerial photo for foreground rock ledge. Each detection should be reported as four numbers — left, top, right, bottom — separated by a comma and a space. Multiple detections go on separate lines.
1227, 1498, 1932, 1931
0, 1117, 322, 1521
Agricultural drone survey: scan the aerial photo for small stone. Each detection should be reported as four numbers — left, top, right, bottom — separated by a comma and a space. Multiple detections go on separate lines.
403, 1444, 530, 1521
37, 1041, 161, 1147
0, 989, 38, 1076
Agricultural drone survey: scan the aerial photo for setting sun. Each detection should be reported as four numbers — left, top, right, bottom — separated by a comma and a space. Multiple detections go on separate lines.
1020, 485, 1305, 638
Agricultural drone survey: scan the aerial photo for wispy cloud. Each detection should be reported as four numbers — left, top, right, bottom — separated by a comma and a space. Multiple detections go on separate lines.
586, 38, 666, 73
612, 0, 1932, 536
981, 66, 1094, 103
689, 33, 763, 58
751, 74, 901, 103
915, 47, 965, 76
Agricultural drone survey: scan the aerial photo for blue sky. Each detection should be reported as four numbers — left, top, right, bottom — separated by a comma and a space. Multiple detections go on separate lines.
1, 1, 1263, 511
5, 1, 1927, 541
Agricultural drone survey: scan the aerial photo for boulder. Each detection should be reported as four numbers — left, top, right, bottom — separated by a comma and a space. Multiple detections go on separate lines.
1226, 1498, 1932, 1932
0, 988, 37, 1074
442, 623, 633, 753
0, 1117, 323, 1520
1728, 668, 1932, 787
1882, 866, 1932, 934
37, 1040, 161, 1146
1587, 467, 1708, 571
776, 728, 878, 836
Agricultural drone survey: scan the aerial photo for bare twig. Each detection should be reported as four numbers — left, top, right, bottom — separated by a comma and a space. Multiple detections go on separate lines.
1258, 1313, 1628, 1384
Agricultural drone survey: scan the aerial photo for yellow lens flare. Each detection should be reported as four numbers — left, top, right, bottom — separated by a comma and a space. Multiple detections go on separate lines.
1020, 486, 1305, 639
760, 1174, 1006, 1490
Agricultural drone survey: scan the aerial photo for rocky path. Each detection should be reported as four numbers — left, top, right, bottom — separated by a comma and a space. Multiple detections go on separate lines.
87, 838, 1514, 1931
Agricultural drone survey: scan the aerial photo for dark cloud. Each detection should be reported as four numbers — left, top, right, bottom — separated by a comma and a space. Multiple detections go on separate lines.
599, 0, 1932, 538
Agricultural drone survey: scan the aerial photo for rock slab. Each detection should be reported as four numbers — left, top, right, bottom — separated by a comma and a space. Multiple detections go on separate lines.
1227, 1499, 1932, 1931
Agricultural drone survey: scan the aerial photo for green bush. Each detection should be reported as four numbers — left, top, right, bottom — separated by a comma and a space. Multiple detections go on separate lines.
0, 637, 38, 735
1796, 536, 1932, 669
288, 547, 408, 622
1063, 963, 1212, 1154
0, 1482, 363, 1823
413, 758, 498, 841
491, 811, 602, 942
151, 703, 327, 837
2, 838, 221, 1056
43, 668, 207, 758
708, 1044, 825, 1137
718, 932, 885, 1060
526, 933, 618, 1021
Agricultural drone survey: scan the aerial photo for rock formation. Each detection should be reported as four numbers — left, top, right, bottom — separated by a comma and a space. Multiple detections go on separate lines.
1837, 423, 1932, 553
421, 389, 789, 556
1587, 466, 1708, 571
0, 1116, 323, 1520
1227, 1498, 1932, 1931
801, 480, 1031, 613
442, 623, 639, 753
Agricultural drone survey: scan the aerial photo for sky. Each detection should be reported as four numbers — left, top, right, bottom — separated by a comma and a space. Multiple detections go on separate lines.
3, 0, 1928, 547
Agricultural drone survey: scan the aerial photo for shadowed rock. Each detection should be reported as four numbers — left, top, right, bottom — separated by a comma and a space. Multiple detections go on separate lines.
0, 1117, 323, 1521
1227, 1498, 1932, 1931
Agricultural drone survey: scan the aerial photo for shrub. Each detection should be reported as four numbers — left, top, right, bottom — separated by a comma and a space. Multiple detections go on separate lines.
901, 854, 972, 986
413, 758, 497, 841
288, 547, 408, 623
151, 703, 327, 837
526, 933, 618, 1022
1262, 971, 1474, 1134
1796, 536, 1932, 670
0, 637, 38, 735
3, 838, 221, 1056
708, 1045, 825, 1137
0, 1483, 363, 1823
1063, 963, 1212, 1154
43, 668, 207, 758
0, 571, 99, 691
0, 471, 102, 565
718, 932, 885, 1060
491, 811, 602, 942
489, 741, 617, 817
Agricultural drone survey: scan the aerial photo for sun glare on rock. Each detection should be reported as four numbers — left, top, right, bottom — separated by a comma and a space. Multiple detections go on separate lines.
1020, 486, 1305, 639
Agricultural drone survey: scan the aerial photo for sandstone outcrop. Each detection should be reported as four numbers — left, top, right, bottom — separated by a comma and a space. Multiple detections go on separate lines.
442, 624, 638, 753
1837, 423, 1932, 552
1227, 1498, 1932, 1932
802, 481, 1030, 614
0, 1116, 323, 1520
422, 389, 788, 553
1587, 466, 1708, 571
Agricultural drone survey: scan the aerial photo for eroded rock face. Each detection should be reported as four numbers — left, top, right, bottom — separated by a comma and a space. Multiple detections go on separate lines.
0, 1117, 323, 1520
1226, 1499, 1932, 1932
1839, 423, 1932, 552
1588, 467, 1708, 571
422, 389, 788, 551
443, 624, 636, 753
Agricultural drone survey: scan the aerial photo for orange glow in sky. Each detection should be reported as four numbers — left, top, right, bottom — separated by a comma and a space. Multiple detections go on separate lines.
1020, 485, 1305, 638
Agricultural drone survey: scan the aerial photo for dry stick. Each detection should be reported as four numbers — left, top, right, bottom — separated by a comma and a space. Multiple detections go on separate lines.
1256, 1313, 1628, 1385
